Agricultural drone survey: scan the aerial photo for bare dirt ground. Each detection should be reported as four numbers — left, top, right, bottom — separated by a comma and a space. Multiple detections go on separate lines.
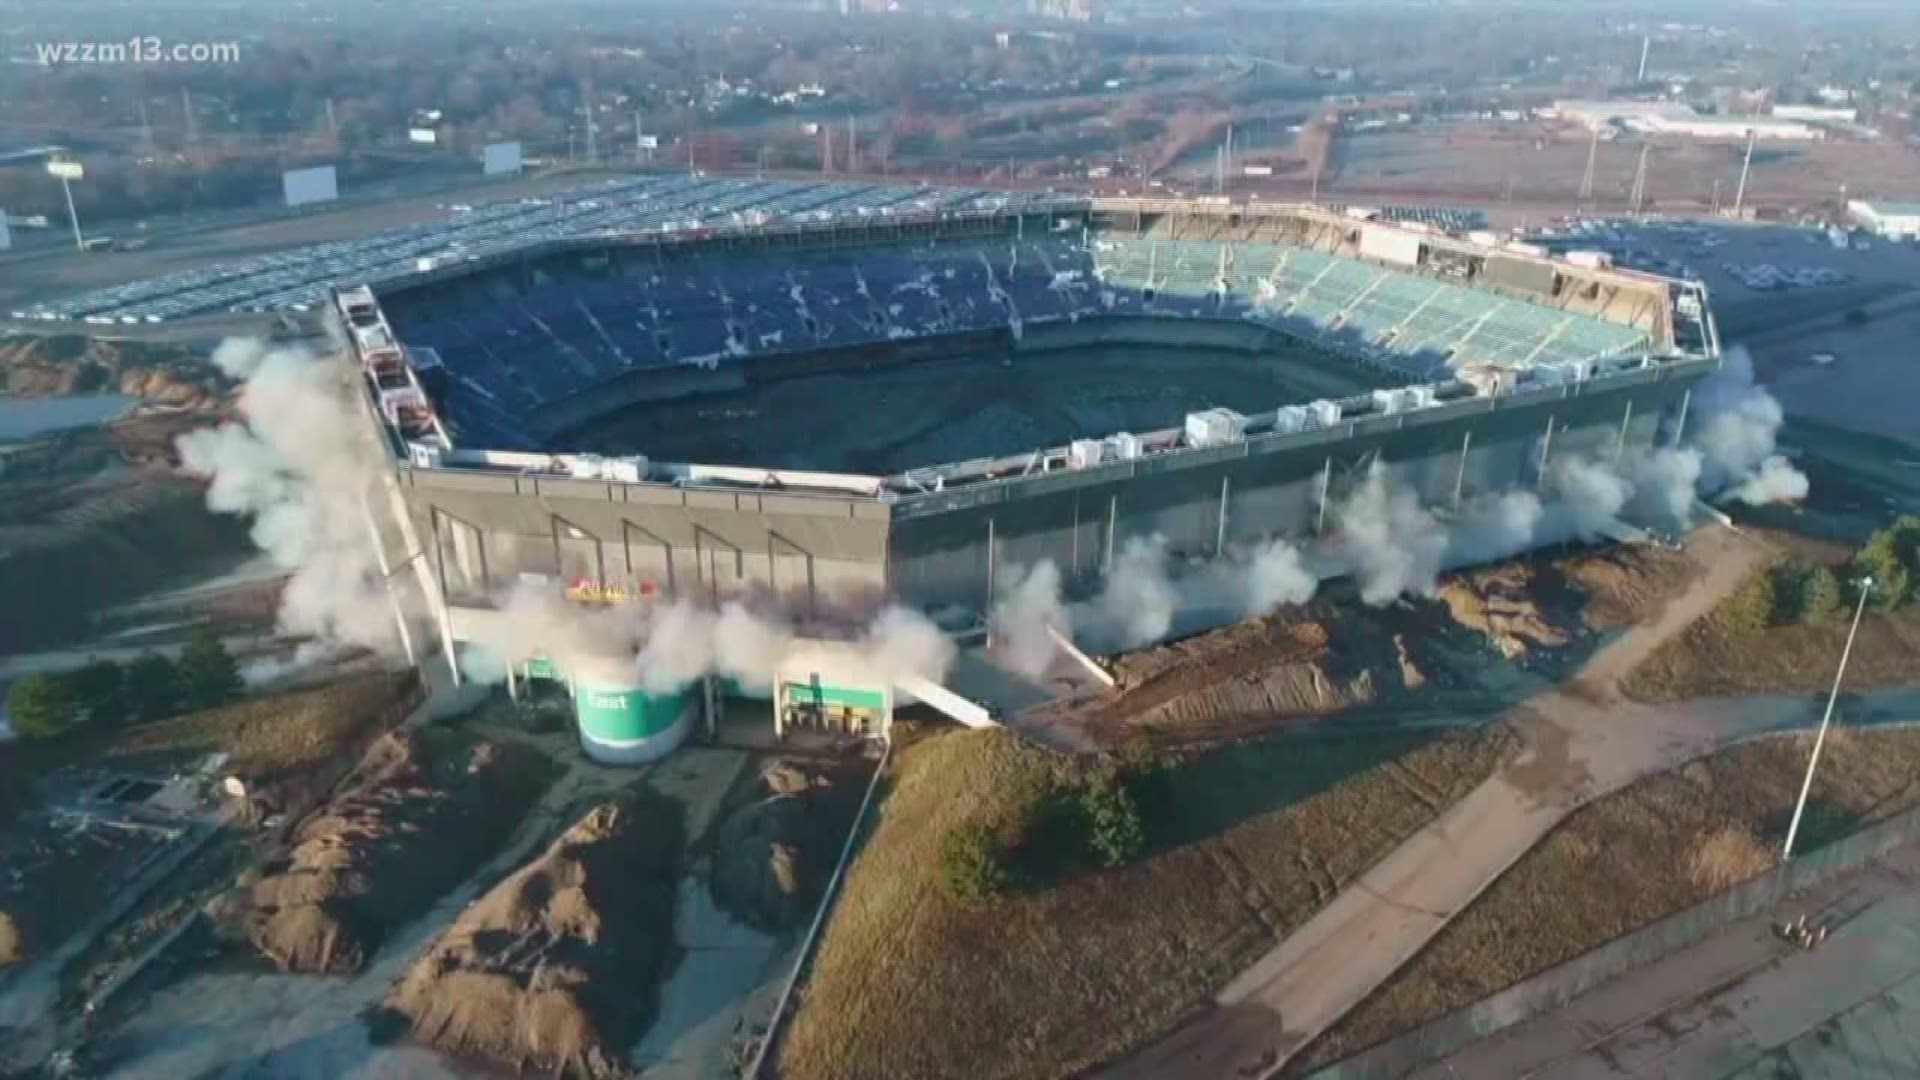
206, 729, 557, 975
378, 789, 684, 1079
1102, 525, 1782, 1080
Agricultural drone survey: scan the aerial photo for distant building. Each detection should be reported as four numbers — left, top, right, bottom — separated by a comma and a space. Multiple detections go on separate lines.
1772, 104, 1858, 124
1848, 199, 1920, 241
1547, 100, 1824, 141
1028, 0, 1094, 21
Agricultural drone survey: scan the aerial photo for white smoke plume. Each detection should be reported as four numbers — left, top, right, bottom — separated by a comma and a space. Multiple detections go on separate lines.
1627, 447, 1704, 528
1730, 454, 1812, 506
1451, 489, 1546, 563
1689, 345, 1807, 504
1335, 465, 1450, 605
861, 604, 960, 684
1235, 537, 1319, 616
1548, 456, 1632, 539
177, 339, 410, 657
990, 560, 1070, 680
1082, 534, 1179, 651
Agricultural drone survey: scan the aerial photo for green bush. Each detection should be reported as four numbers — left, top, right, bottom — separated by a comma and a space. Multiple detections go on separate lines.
1855, 516, 1919, 610
1798, 566, 1849, 626
180, 626, 242, 710
6, 674, 79, 741
68, 658, 128, 725
126, 653, 185, 724
1723, 570, 1779, 633
938, 819, 1012, 907
1081, 770, 1147, 868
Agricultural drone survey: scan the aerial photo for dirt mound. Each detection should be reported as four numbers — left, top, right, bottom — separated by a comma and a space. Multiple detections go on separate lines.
0, 912, 20, 967
1559, 545, 1703, 631
1394, 634, 1427, 691
382, 791, 684, 1079
209, 730, 553, 974
1041, 614, 1381, 747
710, 760, 854, 931
0, 334, 224, 410
1437, 564, 1570, 659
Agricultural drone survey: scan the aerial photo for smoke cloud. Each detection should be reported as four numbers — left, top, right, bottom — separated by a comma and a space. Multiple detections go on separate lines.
1083, 535, 1178, 651
990, 560, 1070, 680
177, 340, 410, 657
1335, 465, 1451, 605
1690, 345, 1807, 504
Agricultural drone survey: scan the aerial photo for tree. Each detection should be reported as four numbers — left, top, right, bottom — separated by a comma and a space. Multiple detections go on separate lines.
126, 653, 184, 724
939, 819, 1011, 907
1723, 570, 1778, 632
1081, 770, 1147, 868
179, 627, 242, 711
1798, 566, 1849, 626
6, 674, 78, 741
68, 658, 128, 725
1855, 518, 1918, 611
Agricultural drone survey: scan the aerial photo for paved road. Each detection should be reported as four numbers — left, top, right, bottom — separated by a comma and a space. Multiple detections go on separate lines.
1103, 527, 1822, 1079
1414, 840, 1920, 1079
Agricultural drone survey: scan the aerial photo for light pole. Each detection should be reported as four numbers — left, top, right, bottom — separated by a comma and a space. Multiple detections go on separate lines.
1781, 576, 1874, 860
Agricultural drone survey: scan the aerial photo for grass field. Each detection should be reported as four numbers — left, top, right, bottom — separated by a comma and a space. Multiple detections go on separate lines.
777, 721, 1516, 1080
1622, 570, 1920, 703
1306, 722, 1920, 1070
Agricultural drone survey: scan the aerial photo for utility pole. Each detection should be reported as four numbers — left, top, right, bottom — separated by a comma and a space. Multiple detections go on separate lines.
137, 97, 153, 151
846, 116, 857, 174
1579, 125, 1600, 204
1630, 142, 1650, 216
1732, 127, 1757, 218
1782, 577, 1875, 860
1637, 34, 1650, 82
326, 97, 338, 142
581, 77, 598, 165
1711, 177, 1722, 215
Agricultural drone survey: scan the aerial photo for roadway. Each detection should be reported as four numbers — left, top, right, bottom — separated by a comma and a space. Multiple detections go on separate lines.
1101, 526, 1918, 1080
1411, 838, 1920, 1078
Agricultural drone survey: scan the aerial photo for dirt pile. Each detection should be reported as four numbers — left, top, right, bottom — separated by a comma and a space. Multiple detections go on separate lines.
207, 730, 553, 974
0, 912, 20, 966
381, 791, 684, 1079
1558, 545, 1702, 631
710, 759, 856, 931
0, 335, 224, 410
1437, 564, 1570, 659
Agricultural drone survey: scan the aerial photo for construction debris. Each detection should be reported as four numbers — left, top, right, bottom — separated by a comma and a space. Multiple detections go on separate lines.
1436, 564, 1571, 659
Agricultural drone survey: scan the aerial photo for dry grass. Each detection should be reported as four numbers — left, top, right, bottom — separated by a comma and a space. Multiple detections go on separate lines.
1306, 722, 1920, 1069
778, 721, 1517, 1080
1623, 586, 1920, 703
1687, 826, 1776, 892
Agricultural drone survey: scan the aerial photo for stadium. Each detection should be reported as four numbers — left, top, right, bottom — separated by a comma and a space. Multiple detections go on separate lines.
329, 176, 1719, 752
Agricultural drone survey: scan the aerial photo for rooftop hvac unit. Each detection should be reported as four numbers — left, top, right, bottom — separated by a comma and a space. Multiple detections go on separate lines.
1405, 385, 1438, 409
1303, 400, 1343, 428
1273, 405, 1309, 434
1105, 432, 1144, 461
1068, 439, 1106, 469
568, 454, 605, 480
1468, 230, 1502, 247
1184, 408, 1247, 448
1373, 387, 1425, 415
407, 441, 443, 469
599, 455, 648, 483
1565, 250, 1613, 269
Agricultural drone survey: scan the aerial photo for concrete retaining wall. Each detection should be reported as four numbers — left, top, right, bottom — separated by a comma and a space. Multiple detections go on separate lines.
1310, 802, 1920, 1080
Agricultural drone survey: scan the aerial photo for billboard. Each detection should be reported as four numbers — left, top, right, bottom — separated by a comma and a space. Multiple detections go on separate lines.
482, 141, 523, 176
0, 211, 9, 252
282, 165, 339, 208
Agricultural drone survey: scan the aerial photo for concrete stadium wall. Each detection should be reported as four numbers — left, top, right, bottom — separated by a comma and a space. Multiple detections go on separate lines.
1310, 799, 1920, 1080
886, 364, 1707, 614
395, 466, 891, 620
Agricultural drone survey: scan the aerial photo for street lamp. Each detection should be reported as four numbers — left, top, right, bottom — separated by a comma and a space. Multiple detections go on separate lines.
1781, 575, 1874, 860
